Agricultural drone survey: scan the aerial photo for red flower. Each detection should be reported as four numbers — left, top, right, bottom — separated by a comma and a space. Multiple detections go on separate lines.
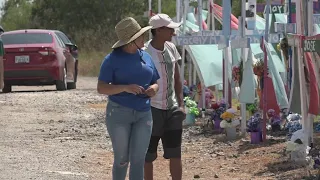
211, 103, 219, 109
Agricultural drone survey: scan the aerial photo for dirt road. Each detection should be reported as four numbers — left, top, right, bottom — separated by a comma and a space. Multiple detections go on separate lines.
0, 77, 316, 180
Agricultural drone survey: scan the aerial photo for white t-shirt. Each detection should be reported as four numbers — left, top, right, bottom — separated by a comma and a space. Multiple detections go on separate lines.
144, 41, 182, 110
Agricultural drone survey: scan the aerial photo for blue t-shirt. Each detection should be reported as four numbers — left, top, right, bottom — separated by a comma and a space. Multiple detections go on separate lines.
98, 48, 160, 112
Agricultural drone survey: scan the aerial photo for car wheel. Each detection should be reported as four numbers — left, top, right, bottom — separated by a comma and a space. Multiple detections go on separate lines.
67, 82, 76, 89
56, 67, 67, 91
74, 60, 78, 82
2, 84, 12, 93
67, 60, 77, 90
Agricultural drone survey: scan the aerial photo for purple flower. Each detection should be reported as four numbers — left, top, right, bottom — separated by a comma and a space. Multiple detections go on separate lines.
247, 116, 262, 132
314, 157, 320, 169
271, 116, 281, 125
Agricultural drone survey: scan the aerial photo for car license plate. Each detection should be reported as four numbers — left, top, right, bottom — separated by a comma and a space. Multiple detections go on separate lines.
15, 56, 30, 63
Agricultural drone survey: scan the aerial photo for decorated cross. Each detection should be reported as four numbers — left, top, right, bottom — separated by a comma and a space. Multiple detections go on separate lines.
275, 14, 320, 33
285, 0, 320, 147
272, 1, 320, 34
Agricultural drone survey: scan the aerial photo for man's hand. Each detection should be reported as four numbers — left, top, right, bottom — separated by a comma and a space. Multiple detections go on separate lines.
145, 84, 159, 97
178, 106, 186, 119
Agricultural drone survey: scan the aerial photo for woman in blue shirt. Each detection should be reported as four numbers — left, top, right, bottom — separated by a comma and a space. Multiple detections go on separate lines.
97, 17, 160, 180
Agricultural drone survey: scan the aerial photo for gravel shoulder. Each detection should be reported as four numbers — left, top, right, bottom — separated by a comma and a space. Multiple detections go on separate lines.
0, 76, 317, 180
0, 77, 110, 180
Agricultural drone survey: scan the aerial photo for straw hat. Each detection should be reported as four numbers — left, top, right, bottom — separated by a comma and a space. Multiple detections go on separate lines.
112, 17, 152, 49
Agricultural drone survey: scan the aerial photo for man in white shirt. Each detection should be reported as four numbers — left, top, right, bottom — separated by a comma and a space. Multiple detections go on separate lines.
144, 14, 185, 180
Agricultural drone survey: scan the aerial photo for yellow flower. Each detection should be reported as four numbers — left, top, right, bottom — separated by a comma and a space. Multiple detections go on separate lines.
221, 112, 234, 120
277, 43, 281, 51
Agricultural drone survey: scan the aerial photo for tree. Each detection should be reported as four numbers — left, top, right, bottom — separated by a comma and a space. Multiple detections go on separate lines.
30, 0, 150, 50
0, 0, 266, 51
0, 0, 33, 31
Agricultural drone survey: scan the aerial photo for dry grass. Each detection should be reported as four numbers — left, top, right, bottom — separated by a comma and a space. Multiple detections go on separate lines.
78, 51, 108, 77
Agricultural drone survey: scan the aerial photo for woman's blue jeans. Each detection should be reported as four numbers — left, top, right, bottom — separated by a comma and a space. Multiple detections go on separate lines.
106, 100, 153, 180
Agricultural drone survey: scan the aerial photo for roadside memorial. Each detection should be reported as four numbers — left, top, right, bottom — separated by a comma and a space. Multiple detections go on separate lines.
285, 0, 320, 148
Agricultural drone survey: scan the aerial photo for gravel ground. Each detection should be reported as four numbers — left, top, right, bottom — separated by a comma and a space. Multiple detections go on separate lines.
0, 76, 318, 180
0, 77, 111, 180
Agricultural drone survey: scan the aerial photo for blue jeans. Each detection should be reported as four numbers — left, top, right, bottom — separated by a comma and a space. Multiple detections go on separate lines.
106, 100, 153, 180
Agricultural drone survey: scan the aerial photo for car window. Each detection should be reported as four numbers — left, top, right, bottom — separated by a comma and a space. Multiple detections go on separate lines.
2, 33, 53, 45
55, 32, 72, 44
54, 34, 66, 48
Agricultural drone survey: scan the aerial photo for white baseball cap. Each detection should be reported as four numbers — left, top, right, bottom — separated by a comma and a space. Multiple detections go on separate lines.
149, 14, 182, 29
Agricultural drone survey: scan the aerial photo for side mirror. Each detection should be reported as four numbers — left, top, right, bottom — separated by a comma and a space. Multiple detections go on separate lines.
65, 43, 78, 51
72, 44, 78, 51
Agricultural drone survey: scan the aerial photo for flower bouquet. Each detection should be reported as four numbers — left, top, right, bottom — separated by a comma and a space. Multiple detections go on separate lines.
253, 59, 264, 77
212, 107, 226, 132
253, 59, 264, 76
211, 102, 220, 110
210, 108, 220, 121
247, 113, 262, 133
232, 61, 243, 86
211, 100, 227, 132
189, 106, 200, 116
184, 97, 199, 125
218, 98, 228, 109
312, 156, 320, 171
247, 112, 263, 144
220, 109, 240, 140
315, 124, 320, 133
284, 114, 302, 140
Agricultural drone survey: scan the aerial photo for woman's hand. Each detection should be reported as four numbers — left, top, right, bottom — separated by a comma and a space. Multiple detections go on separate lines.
124, 84, 145, 95
145, 84, 159, 97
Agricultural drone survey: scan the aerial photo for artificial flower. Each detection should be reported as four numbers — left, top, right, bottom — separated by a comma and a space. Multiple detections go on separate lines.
221, 112, 235, 120
285, 115, 302, 139
247, 115, 262, 132
189, 107, 199, 116
277, 43, 281, 51
315, 124, 320, 133
184, 97, 199, 116
253, 59, 264, 77
220, 119, 240, 128
267, 109, 276, 118
211, 103, 219, 109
